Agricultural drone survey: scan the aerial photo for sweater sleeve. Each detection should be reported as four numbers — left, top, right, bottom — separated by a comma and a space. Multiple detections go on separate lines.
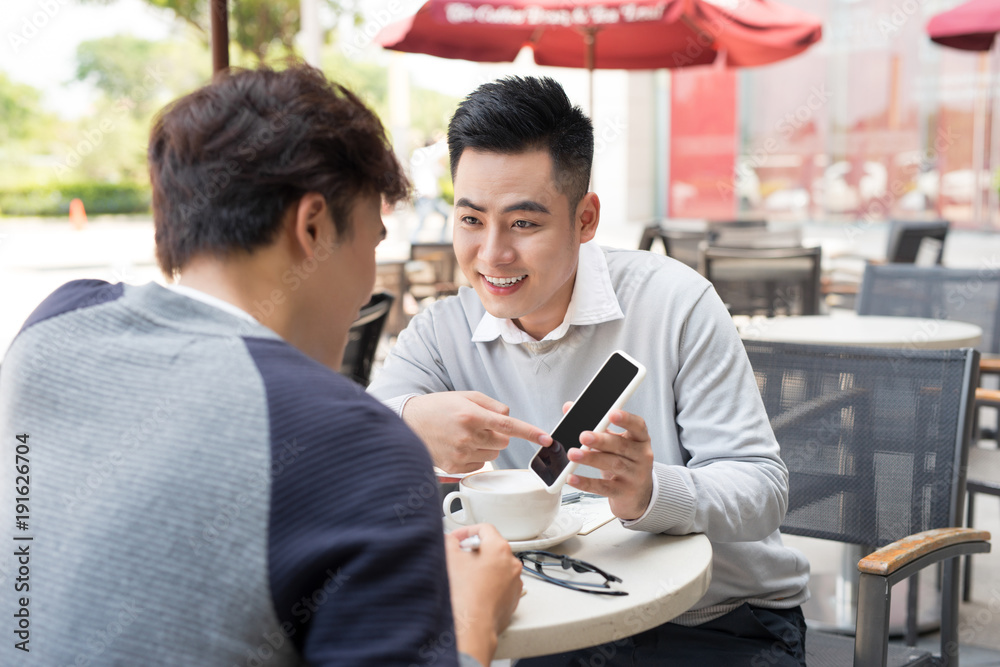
459, 653, 485, 667
247, 338, 461, 666
626, 287, 789, 543
368, 303, 458, 405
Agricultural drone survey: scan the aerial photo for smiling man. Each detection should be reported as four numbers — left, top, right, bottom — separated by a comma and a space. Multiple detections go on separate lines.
368, 76, 810, 666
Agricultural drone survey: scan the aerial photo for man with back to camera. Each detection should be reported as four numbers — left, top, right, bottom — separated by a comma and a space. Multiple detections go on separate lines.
367, 76, 811, 666
0, 64, 522, 667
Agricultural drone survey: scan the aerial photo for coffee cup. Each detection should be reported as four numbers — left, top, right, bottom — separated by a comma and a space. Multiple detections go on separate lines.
442, 469, 560, 541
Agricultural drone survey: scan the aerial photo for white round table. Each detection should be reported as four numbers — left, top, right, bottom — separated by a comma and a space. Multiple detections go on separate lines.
739, 315, 982, 349
495, 521, 712, 659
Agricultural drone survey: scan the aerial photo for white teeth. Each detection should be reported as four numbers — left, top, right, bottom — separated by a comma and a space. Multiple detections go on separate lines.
484, 275, 526, 287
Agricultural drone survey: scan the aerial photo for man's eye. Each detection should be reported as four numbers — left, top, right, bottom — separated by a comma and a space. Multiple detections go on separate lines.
513, 220, 535, 229
461, 216, 481, 225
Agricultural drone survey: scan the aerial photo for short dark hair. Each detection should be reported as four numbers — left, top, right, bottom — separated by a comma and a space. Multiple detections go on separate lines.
148, 64, 408, 275
447, 76, 593, 214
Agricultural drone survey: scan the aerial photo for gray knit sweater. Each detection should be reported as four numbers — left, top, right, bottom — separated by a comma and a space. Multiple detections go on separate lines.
369, 246, 810, 625
1, 280, 466, 666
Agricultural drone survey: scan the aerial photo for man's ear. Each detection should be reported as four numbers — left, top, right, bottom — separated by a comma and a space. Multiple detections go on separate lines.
292, 192, 333, 258
576, 192, 600, 244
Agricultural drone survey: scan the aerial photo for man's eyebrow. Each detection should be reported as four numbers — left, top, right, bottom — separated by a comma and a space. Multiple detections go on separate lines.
503, 200, 550, 215
455, 197, 485, 212
454, 198, 552, 215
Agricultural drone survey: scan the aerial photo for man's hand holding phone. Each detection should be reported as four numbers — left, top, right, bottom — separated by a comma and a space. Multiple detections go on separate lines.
565, 407, 655, 522
402, 391, 553, 473
529, 351, 647, 496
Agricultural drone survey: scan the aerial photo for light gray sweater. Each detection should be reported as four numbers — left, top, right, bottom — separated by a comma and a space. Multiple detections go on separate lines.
369, 246, 810, 624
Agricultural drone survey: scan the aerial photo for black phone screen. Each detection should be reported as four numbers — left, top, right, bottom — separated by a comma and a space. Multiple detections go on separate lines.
530, 353, 640, 486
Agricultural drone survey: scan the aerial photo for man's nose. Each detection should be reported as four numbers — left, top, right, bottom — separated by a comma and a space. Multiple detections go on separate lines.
479, 228, 515, 265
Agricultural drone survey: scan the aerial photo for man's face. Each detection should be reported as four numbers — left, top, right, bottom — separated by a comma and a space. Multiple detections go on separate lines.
338, 193, 385, 314
309, 193, 385, 367
452, 148, 596, 340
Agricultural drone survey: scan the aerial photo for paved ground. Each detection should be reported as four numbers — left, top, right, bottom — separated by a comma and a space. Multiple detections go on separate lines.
3, 214, 1000, 662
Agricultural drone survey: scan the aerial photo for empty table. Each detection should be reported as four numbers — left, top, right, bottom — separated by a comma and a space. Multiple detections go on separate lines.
739, 314, 982, 350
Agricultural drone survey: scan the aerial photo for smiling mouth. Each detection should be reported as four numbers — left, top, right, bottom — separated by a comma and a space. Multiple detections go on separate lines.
482, 274, 527, 287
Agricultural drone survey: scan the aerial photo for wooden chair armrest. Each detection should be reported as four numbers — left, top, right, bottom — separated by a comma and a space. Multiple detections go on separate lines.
976, 387, 1000, 406
980, 357, 1000, 376
858, 528, 991, 576
819, 279, 860, 295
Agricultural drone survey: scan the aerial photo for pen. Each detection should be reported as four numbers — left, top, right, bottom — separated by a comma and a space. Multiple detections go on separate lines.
562, 491, 603, 504
458, 535, 481, 551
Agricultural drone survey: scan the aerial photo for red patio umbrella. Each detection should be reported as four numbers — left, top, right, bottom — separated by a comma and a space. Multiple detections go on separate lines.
376, 0, 822, 109
927, 0, 1000, 228
927, 0, 1000, 52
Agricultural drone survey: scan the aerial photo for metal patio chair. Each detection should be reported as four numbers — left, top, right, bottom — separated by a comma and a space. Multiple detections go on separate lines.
744, 341, 989, 666
856, 262, 1000, 602
340, 292, 394, 387
700, 244, 822, 317
639, 218, 770, 269
405, 241, 464, 303
885, 219, 949, 265
856, 264, 1000, 355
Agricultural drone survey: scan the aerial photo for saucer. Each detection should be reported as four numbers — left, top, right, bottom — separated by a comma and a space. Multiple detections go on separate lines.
444, 506, 585, 551
510, 509, 585, 550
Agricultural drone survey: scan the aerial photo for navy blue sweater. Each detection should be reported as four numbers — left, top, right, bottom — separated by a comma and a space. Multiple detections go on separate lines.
0, 280, 461, 666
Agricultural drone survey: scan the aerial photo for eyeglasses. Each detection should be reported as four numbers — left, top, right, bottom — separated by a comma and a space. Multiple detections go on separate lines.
515, 550, 628, 596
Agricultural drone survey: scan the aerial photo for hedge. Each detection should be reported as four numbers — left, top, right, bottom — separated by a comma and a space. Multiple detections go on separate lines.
0, 183, 151, 216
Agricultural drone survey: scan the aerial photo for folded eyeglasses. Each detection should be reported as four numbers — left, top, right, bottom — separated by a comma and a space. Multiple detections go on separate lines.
515, 550, 628, 596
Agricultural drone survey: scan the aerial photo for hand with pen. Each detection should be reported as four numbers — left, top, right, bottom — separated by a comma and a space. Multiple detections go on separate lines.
444, 523, 523, 667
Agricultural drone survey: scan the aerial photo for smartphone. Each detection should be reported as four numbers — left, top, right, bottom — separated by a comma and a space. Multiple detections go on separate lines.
529, 350, 646, 489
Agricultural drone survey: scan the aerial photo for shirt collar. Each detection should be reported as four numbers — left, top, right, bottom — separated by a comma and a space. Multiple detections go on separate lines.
163, 283, 259, 324
471, 241, 624, 344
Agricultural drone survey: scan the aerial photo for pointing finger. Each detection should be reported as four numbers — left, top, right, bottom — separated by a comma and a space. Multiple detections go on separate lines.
482, 411, 552, 447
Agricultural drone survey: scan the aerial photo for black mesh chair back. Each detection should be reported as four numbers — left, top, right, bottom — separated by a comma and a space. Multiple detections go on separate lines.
708, 225, 802, 249
340, 292, 394, 387
885, 219, 949, 264
856, 263, 1000, 354
710, 218, 768, 228
743, 342, 981, 667
699, 245, 822, 317
743, 342, 977, 548
639, 219, 768, 269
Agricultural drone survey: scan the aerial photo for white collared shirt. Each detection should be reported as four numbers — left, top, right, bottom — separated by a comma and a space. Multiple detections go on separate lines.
163, 283, 259, 324
470, 240, 624, 344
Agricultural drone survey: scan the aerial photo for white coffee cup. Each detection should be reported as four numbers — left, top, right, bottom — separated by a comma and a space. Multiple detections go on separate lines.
442, 469, 560, 541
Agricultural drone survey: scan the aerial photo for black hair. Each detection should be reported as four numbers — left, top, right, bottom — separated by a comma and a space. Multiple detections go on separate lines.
148, 63, 408, 276
447, 76, 593, 214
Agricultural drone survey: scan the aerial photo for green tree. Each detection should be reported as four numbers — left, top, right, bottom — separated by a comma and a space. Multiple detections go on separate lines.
0, 72, 45, 143
58, 35, 212, 183
76, 36, 161, 102
410, 87, 460, 142
75, 35, 211, 118
82, 0, 359, 63
0, 74, 65, 189
323, 46, 388, 115
321, 46, 460, 142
